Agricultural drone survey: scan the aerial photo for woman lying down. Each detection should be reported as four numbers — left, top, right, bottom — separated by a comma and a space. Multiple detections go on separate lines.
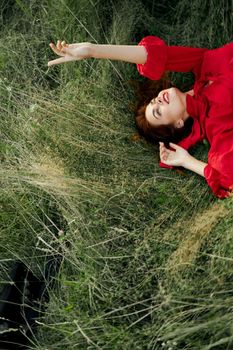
48, 36, 233, 198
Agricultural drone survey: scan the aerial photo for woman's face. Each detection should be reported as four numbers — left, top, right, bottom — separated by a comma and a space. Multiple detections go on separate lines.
145, 87, 188, 128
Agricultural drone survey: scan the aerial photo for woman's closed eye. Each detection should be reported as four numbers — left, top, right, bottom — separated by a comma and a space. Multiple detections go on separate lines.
156, 107, 162, 116
150, 99, 162, 118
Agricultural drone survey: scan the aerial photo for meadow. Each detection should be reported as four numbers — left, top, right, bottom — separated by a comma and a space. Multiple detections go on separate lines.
1, 0, 233, 349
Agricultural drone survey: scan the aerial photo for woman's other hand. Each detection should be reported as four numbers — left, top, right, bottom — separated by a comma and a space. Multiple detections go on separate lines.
48, 40, 93, 67
159, 142, 189, 167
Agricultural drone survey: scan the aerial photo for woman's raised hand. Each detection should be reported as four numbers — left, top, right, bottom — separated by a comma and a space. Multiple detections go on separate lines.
159, 142, 189, 167
48, 40, 93, 67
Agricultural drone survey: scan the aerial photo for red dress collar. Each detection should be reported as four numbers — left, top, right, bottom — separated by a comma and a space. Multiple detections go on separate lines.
186, 93, 200, 119
177, 94, 206, 149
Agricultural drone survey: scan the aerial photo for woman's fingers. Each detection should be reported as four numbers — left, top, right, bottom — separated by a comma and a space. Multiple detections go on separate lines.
50, 41, 69, 56
49, 43, 65, 56
48, 56, 74, 67
159, 143, 169, 161
159, 142, 165, 153
159, 142, 177, 163
56, 40, 62, 50
169, 142, 180, 150
160, 147, 167, 157
159, 142, 168, 156
56, 40, 69, 50
48, 57, 66, 67
162, 150, 169, 161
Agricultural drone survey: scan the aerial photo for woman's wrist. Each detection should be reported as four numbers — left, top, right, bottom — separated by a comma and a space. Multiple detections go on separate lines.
181, 152, 192, 168
83, 42, 94, 58
182, 154, 206, 177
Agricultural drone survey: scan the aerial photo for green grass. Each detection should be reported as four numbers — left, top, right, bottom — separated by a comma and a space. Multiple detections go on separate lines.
1, 0, 233, 349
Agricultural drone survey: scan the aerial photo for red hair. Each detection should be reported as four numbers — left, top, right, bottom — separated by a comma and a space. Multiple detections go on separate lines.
133, 76, 193, 145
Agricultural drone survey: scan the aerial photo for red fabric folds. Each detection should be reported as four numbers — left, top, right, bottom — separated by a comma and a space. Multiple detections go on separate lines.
136, 36, 233, 198
137, 36, 167, 80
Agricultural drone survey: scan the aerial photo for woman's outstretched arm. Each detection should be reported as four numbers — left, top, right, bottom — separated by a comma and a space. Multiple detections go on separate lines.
48, 40, 147, 67
159, 142, 206, 177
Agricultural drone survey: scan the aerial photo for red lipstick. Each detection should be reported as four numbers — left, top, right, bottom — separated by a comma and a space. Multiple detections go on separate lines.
163, 92, 169, 104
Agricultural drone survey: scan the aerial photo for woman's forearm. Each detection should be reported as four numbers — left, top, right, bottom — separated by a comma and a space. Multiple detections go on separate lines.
48, 41, 147, 67
183, 154, 206, 177
91, 44, 147, 64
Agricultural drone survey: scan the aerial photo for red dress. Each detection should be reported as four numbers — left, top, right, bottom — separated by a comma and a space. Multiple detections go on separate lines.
136, 36, 233, 198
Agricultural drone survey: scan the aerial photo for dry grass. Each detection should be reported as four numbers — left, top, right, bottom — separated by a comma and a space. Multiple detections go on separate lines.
166, 204, 229, 272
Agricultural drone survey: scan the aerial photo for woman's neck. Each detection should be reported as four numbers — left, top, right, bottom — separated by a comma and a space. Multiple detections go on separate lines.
183, 90, 194, 121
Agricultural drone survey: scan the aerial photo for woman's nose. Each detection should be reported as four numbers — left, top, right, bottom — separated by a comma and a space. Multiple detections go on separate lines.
156, 96, 162, 104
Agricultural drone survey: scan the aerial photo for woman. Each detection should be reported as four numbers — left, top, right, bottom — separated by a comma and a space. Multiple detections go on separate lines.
48, 37, 233, 198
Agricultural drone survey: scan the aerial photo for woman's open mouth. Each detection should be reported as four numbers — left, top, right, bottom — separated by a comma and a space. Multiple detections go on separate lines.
163, 92, 169, 104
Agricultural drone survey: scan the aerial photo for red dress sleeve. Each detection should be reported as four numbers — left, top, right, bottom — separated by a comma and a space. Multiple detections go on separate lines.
204, 132, 233, 198
137, 36, 207, 80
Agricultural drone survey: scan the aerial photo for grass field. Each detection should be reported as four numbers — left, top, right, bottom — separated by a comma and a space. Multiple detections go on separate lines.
1, 0, 233, 349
